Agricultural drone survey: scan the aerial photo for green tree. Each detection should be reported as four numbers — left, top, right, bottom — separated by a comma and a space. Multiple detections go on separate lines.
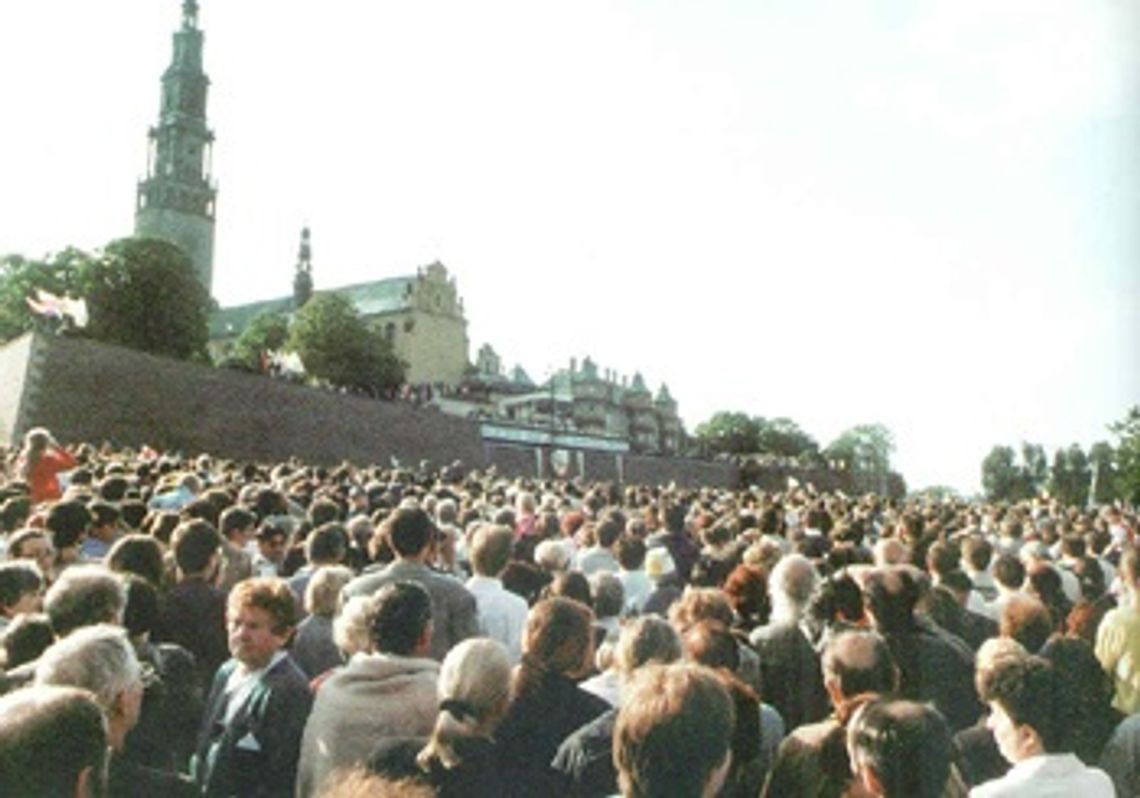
287, 293, 404, 394
0, 248, 91, 340
1110, 406, 1140, 503
823, 423, 894, 474
694, 412, 759, 455
1020, 442, 1049, 498
1048, 444, 1091, 508
981, 445, 1023, 502
78, 237, 212, 360
228, 310, 290, 370
754, 417, 819, 460
1088, 441, 1118, 505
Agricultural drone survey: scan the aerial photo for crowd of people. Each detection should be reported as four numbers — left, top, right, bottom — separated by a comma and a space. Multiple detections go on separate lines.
0, 425, 1138, 797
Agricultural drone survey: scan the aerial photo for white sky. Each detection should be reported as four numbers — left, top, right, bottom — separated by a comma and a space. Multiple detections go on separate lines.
1, 1, 1137, 495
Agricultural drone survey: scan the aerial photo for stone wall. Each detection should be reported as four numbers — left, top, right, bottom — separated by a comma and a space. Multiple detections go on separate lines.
7, 333, 484, 468
0, 333, 741, 490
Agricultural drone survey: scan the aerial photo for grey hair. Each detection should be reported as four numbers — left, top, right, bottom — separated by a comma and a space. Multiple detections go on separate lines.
44, 565, 126, 636
35, 624, 141, 712
333, 594, 377, 656
534, 539, 570, 573
769, 554, 818, 624
615, 616, 682, 677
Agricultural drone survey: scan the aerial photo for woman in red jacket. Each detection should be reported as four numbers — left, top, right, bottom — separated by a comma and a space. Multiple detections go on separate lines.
17, 427, 76, 504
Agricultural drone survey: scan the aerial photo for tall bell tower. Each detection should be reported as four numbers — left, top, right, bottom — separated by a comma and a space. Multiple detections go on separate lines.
135, 0, 217, 294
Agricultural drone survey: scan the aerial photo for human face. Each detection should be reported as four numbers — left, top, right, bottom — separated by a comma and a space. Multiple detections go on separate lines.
228, 605, 289, 670
258, 534, 287, 565
16, 535, 54, 575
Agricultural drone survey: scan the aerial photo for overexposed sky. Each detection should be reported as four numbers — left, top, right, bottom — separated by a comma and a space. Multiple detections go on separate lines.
1, 1, 1137, 494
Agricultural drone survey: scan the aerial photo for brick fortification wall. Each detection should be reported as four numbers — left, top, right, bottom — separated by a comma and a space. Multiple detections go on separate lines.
0, 333, 741, 489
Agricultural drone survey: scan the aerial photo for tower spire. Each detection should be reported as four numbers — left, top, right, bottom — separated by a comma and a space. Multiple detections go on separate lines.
135, 0, 217, 294
293, 227, 313, 309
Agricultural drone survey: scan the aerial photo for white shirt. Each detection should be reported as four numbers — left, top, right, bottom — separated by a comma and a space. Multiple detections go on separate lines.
466, 574, 528, 662
969, 753, 1114, 797
618, 569, 653, 614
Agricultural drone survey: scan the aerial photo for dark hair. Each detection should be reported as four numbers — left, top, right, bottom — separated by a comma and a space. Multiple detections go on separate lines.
992, 554, 1025, 590
1, 613, 54, 668
925, 542, 960, 580
89, 501, 120, 528
596, 516, 623, 549
388, 507, 435, 557
847, 699, 953, 798
44, 501, 92, 550
682, 620, 740, 672
370, 581, 433, 656
981, 655, 1064, 752
308, 497, 342, 527
1000, 596, 1053, 654
0, 497, 30, 533
219, 505, 255, 539
119, 499, 147, 530
617, 535, 648, 571
0, 562, 42, 612
0, 686, 109, 797
864, 567, 921, 633
305, 522, 348, 564
961, 536, 993, 572
121, 573, 161, 638
1039, 636, 1118, 763
543, 571, 593, 609
107, 534, 166, 587
172, 519, 222, 575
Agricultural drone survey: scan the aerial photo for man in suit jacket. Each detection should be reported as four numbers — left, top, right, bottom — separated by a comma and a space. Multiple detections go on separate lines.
343, 505, 478, 661
193, 578, 312, 798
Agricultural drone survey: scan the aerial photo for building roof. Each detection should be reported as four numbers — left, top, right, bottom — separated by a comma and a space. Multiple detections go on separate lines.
209, 275, 416, 339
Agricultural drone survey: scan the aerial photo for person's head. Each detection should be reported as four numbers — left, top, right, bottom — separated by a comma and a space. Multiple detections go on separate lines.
120, 574, 161, 641
614, 662, 735, 798
961, 535, 992, 572
668, 587, 734, 634
87, 502, 120, 542
974, 636, 1028, 698
2, 612, 54, 668
534, 538, 571, 573
219, 505, 256, 544
544, 571, 593, 608
769, 554, 818, 623
256, 522, 289, 564
171, 519, 221, 579
227, 578, 296, 669
44, 565, 126, 637
420, 638, 512, 769
0, 685, 109, 798
681, 620, 740, 672
847, 698, 953, 798
999, 595, 1053, 653
982, 655, 1063, 763
518, 597, 595, 692
387, 507, 435, 559
369, 581, 433, 657
821, 630, 898, 706
614, 615, 683, 679
333, 595, 377, 658
44, 500, 92, 558
0, 561, 43, 619
106, 534, 165, 588
596, 516, 623, 550
470, 524, 513, 578
0, 496, 31, 533
992, 554, 1026, 591
722, 564, 769, 627
305, 521, 348, 566
590, 572, 624, 621
7, 528, 54, 576
863, 566, 922, 633
304, 565, 354, 618
35, 623, 145, 751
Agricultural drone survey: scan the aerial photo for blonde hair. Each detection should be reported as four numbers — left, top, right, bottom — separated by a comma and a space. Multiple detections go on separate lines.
333, 595, 377, 656
418, 638, 512, 769
304, 566, 354, 617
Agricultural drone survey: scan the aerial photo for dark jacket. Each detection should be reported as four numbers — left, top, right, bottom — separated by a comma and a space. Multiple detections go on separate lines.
497, 672, 610, 798
156, 577, 228, 691
193, 654, 313, 798
749, 621, 830, 731
369, 735, 509, 798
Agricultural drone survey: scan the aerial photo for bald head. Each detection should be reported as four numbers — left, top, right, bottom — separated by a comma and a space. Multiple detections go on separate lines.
822, 630, 898, 700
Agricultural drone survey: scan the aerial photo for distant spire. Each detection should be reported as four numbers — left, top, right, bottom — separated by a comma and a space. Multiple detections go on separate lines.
182, 0, 200, 28
293, 226, 313, 309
